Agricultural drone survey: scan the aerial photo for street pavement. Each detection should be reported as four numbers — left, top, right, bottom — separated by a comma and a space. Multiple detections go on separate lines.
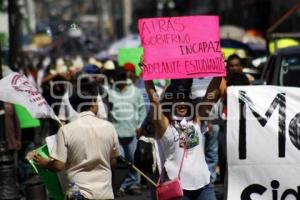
115, 183, 224, 200
113, 162, 224, 200
116, 189, 151, 200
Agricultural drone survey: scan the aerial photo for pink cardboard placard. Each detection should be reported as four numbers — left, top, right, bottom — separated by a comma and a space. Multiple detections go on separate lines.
138, 16, 226, 80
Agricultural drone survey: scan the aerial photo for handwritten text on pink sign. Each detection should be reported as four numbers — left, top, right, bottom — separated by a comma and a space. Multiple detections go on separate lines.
138, 16, 226, 80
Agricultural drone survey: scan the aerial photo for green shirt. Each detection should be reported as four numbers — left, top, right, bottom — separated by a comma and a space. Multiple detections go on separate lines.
108, 83, 146, 138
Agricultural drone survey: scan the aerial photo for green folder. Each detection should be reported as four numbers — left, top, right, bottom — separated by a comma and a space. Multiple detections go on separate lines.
28, 144, 65, 200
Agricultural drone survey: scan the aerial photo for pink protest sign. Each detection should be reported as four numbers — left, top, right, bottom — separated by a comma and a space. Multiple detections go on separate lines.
138, 16, 226, 80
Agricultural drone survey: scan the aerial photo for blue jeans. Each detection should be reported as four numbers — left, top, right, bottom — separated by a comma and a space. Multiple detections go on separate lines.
205, 124, 219, 183
119, 136, 139, 191
181, 184, 217, 200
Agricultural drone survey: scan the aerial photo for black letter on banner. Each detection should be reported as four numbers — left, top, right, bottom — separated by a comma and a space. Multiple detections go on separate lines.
289, 113, 300, 150
240, 184, 267, 200
271, 180, 280, 200
281, 188, 300, 200
239, 96, 246, 159
238, 91, 286, 159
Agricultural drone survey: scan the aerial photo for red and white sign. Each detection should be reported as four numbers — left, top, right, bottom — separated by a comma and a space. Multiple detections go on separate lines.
0, 72, 58, 120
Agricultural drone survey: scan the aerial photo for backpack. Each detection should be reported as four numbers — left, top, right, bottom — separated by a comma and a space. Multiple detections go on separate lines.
134, 136, 156, 174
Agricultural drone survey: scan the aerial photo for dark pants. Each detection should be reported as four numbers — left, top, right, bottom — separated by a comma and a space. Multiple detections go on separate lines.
118, 137, 138, 190
67, 196, 81, 200
68, 196, 112, 200
181, 184, 217, 200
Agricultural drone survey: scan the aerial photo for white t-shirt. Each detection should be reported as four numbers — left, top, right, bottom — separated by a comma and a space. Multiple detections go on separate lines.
159, 119, 210, 190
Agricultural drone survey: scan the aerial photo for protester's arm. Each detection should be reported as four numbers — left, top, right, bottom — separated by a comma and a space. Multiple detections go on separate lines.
31, 126, 68, 171
110, 158, 118, 168
140, 55, 169, 138
144, 80, 169, 138
33, 154, 65, 172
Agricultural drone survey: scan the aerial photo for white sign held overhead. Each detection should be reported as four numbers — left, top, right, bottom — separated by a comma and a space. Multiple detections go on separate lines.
227, 86, 300, 200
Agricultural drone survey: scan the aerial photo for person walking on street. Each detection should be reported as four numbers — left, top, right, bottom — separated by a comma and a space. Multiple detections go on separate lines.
108, 68, 147, 196
141, 56, 217, 199
29, 83, 120, 200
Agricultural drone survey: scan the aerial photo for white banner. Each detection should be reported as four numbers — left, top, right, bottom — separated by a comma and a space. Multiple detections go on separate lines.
227, 86, 300, 200
0, 72, 58, 121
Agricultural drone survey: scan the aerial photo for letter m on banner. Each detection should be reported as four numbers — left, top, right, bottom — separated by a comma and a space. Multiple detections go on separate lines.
238, 90, 286, 159
227, 86, 300, 200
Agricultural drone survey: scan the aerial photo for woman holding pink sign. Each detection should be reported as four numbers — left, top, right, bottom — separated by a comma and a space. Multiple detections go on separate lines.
141, 59, 217, 199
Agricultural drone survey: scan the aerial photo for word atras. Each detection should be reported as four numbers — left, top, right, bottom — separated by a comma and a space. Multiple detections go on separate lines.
140, 18, 185, 34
